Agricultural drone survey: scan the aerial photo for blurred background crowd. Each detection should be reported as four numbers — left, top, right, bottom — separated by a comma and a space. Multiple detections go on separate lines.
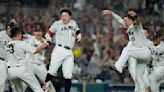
0, 0, 163, 86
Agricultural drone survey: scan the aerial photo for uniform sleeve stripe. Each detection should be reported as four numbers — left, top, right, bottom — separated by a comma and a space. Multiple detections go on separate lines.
48, 30, 55, 37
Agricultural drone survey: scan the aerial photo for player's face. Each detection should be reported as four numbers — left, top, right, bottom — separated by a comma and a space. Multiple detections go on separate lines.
17, 33, 23, 40
153, 38, 160, 46
33, 31, 42, 40
60, 12, 71, 24
124, 17, 133, 28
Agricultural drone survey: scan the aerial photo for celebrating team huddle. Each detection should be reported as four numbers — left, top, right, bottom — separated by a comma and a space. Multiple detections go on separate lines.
0, 8, 81, 92
0, 7, 163, 92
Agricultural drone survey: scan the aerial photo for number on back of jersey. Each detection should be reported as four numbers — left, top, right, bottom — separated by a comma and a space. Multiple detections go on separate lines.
6, 44, 14, 53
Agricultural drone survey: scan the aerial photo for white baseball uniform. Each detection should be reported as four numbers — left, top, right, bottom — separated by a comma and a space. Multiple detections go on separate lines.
0, 30, 11, 92
24, 36, 56, 92
5, 40, 43, 92
48, 19, 80, 79
111, 12, 151, 92
149, 41, 164, 92
26, 36, 47, 82
22, 33, 34, 42
143, 39, 154, 89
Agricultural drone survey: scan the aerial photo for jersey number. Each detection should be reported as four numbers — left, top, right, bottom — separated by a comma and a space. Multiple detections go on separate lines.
7, 44, 14, 53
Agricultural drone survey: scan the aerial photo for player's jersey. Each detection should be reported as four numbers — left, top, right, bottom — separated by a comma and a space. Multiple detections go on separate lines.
112, 12, 148, 47
26, 36, 47, 64
5, 40, 36, 66
0, 31, 12, 59
151, 41, 164, 66
49, 19, 80, 49
126, 24, 148, 47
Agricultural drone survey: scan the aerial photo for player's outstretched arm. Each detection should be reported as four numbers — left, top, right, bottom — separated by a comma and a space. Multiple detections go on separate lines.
45, 22, 57, 42
35, 43, 48, 53
102, 10, 124, 25
102, 10, 112, 15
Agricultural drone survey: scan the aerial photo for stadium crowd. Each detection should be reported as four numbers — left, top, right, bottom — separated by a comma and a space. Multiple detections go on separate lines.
0, 0, 163, 86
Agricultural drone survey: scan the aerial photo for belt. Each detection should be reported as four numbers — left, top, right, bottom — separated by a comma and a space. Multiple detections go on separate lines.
8, 66, 21, 68
58, 44, 71, 50
0, 57, 5, 61
159, 53, 163, 55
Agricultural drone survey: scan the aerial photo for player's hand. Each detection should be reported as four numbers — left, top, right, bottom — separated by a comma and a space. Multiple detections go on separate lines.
128, 11, 136, 17
76, 33, 82, 42
10, 19, 17, 24
45, 34, 52, 42
102, 10, 112, 15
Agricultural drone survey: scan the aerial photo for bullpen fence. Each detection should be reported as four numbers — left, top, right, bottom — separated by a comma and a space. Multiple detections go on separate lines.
60, 83, 164, 92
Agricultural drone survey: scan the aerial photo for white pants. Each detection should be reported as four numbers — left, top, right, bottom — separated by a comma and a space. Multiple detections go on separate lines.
115, 43, 151, 73
134, 66, 152, 92
27, 62, 47, 82
23, 62, 56, 92
8, 66, 43, 92
11, 79, 24, 92
129, 58, 147, 92
143, 66, 151, 88
115, 42, 151, 92
22, 63, 47, 91
0, 60, 7, 92
48, 46, 74, 79
149, 66, 164, 92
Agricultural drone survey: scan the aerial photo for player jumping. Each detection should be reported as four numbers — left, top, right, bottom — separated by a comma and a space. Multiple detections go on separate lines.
45, 8, 82, 92
102, 10, 151, 92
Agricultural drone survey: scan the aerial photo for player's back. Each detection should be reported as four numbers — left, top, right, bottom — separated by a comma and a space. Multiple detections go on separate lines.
6, 40, 36, 66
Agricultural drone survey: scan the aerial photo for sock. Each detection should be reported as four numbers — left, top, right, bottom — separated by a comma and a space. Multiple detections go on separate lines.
45, 73, 55, 82
65, 79, 71, 92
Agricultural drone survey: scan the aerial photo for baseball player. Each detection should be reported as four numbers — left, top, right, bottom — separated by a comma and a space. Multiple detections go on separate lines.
102, 10, 151, 92
134, 28, 153, 92
5, 27, 48, 92
45, 8, 82, 92
24, 24, 55, 92
148, 33, 164, 92
142, 28, 153, 92
0, 23, 14, 92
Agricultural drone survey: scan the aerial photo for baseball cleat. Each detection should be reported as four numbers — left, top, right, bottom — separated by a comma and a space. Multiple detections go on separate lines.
114, 61, 123, 73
